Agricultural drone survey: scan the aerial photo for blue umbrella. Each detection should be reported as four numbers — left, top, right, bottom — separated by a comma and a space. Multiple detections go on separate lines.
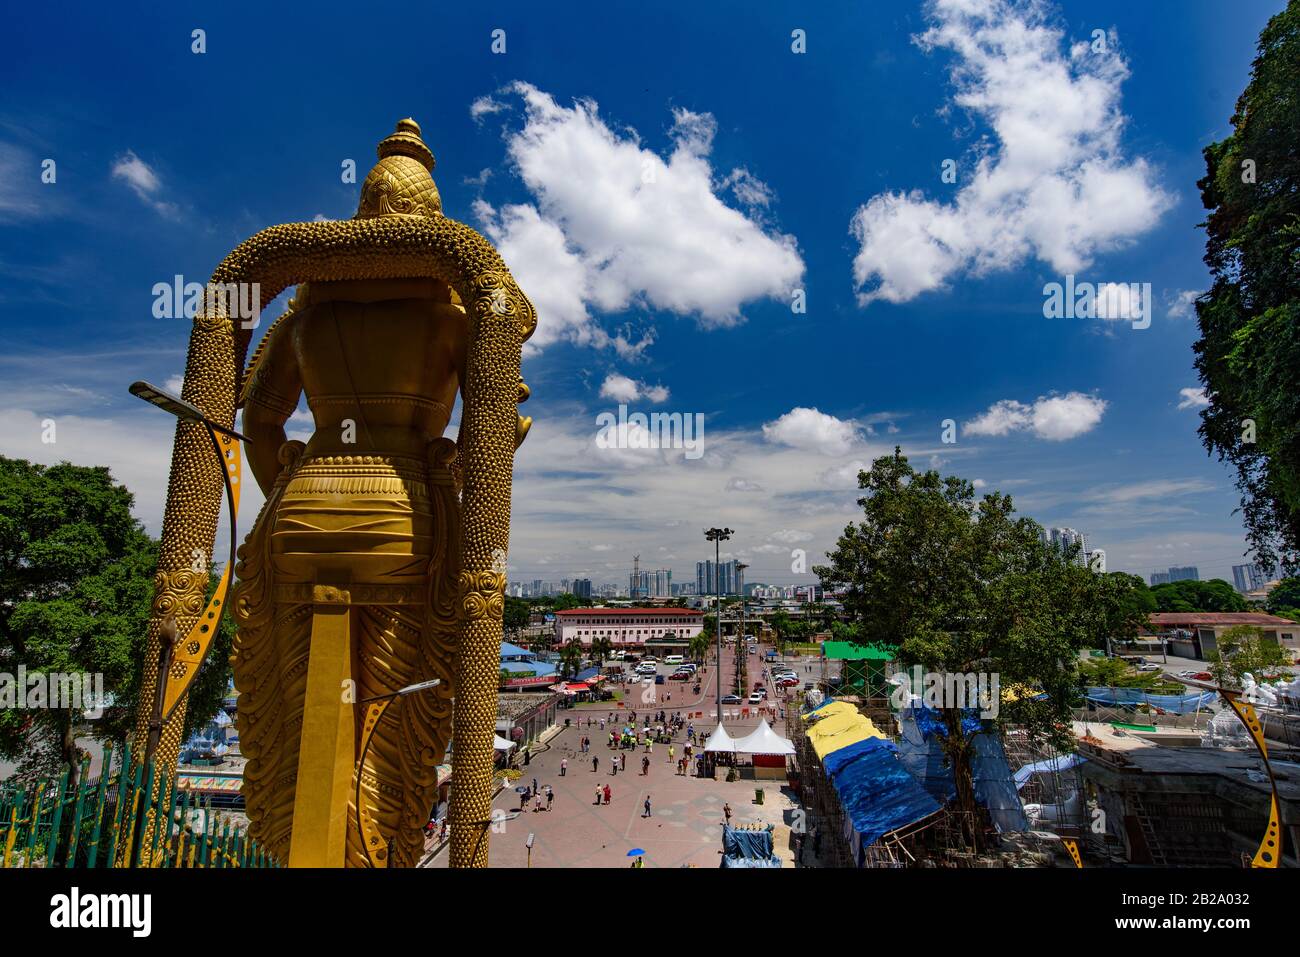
626, 848, 645, 857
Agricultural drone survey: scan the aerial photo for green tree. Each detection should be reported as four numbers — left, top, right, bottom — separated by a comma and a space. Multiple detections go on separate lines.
688, 630, 710, 663
1150, 578, 1248, 612
557, 640, 585, 679
503, 596, 531, 642
814, 450, 1141, 851
0, 458, 231, 786
551, 593, 581, 612
590, 635, 613, 664
1208, 624, 1296, 689
1266, 576, 1300, 613
1192, 1, 1300, 572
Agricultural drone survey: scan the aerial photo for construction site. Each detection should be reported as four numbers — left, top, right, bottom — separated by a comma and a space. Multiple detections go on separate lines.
780, 647, 1300, 869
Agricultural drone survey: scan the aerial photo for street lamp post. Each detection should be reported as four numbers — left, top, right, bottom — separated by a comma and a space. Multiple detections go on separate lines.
736, 561, 749, 702
129, 379, 248, 772
704, 527, 733, 716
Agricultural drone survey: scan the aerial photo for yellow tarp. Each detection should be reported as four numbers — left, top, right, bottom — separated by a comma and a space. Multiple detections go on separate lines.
805, 706, 885, 761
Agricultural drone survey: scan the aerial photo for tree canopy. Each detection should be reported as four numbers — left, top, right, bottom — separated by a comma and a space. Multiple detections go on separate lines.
814, 450, 1145, 848
1149, 578, 1248, 613
1192, 1, 1300, 573
0, 457, 232, 782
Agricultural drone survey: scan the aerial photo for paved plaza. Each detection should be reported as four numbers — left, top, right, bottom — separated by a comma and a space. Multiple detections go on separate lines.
428, 643, 817, 868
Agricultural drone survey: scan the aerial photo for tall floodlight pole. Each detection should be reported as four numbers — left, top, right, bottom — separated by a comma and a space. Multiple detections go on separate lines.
704, 527, 733, 715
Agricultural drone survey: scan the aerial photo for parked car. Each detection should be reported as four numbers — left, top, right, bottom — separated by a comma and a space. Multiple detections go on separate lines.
669, 671, 691, 681
747, 692, 764, 704
777, 677, 800, 688
655, 674, 665, 684
720, 694, 741, 704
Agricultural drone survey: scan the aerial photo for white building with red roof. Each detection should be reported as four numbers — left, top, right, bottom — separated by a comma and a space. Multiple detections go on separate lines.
553, 607, 704, 648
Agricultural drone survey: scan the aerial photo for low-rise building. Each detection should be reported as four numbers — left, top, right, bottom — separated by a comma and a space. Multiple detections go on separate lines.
1144, 612, 1299, 660
553, 607, 704, 648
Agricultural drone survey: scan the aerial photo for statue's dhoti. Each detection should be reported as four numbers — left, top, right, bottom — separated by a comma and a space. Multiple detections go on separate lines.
232, 446, 460, 866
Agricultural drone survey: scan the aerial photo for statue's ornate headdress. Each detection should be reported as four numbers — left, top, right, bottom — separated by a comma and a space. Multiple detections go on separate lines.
356, 117, 442, 219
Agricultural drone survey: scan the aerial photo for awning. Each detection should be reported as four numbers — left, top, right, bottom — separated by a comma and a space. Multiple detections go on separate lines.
493, 734, 516, 751
732, 719, 796, 756
703, 723, 739, 753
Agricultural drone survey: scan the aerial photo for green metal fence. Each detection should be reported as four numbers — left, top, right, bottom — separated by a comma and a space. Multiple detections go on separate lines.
0, 741, 276, 868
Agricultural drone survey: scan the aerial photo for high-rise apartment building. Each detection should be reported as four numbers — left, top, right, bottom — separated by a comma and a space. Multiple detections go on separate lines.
696, 559, 745, 596
1168, 566, 1199, 582
572, 578, 592, 600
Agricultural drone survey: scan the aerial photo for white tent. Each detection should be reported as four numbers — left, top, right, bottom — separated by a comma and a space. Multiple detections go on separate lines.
732, 719, 796, 756
493, 734, 516, 751
702, 722, 739, 753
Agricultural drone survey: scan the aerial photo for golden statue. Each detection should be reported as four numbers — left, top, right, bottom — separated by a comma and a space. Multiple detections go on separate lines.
130, 119, 535, 868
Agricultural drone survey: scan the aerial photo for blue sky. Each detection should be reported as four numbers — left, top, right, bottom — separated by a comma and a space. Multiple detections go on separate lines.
0, 0, 1284, 589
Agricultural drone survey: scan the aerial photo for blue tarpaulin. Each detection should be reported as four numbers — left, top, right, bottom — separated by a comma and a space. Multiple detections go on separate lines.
720, 826, 781, 868
827, 737, 943, 847
1084, 687, 1217, 714
895, 708, 1029, 833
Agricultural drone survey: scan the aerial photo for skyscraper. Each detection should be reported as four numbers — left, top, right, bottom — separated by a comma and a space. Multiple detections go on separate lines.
1040, 526, 1090, 566
696, 559, 744, 596
1168, 566, 1199, 582
573, 578, 592, 600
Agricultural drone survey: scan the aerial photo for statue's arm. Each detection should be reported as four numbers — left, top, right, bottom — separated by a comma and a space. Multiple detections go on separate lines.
240, 320, 302, 495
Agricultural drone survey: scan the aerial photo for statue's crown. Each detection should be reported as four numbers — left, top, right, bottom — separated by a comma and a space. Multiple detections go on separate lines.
355, 118, 442, 219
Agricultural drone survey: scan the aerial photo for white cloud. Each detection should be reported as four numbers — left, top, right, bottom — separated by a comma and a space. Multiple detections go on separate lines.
850, 0, 1172, 305
470, 96, 506, 121
474, 83, 805, 352
598, 373, 669, 404
111, 150, 178, 218
965, 391, 1106, 441
726, 477, 764, 492
762, 407, 861, 457
1166, 289, 1199, 319
1177, 386, 1209, 410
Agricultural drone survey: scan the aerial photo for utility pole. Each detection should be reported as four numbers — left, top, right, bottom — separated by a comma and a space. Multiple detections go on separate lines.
704, 528, 733, 716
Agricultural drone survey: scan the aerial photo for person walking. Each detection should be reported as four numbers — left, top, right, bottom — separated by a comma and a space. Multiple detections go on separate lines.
532, 777, 538, 797
595, 784, 602, 805
667, 744, 674, 764
523, 747, 531, 766
560, 757, 567, 777
603, 784, 611, 805
534, 791, 543, 813
723, 802, 732, 825
643, 795, 652, 818
620, 753, 627, 772
546, 786, 554, 812
641, 755, 650, 776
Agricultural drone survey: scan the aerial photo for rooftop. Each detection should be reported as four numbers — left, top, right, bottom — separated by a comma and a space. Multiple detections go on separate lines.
554, 607, 702, 617
1147, 612, 1298, 627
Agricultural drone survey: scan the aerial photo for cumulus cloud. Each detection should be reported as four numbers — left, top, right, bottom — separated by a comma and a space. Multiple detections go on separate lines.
473, 83, 805, 352
964, 391, 1106, 440
1177, 386, 1209, 410
1166, 289, 1199, 319
850, 0, 1171, 305
111, 150, 178, 218
762, 407, 862, 457
726, 477, 764, 492
599, 373, 669, 404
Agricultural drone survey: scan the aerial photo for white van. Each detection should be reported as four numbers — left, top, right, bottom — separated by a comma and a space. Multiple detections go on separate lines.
664, 655, 684, 665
